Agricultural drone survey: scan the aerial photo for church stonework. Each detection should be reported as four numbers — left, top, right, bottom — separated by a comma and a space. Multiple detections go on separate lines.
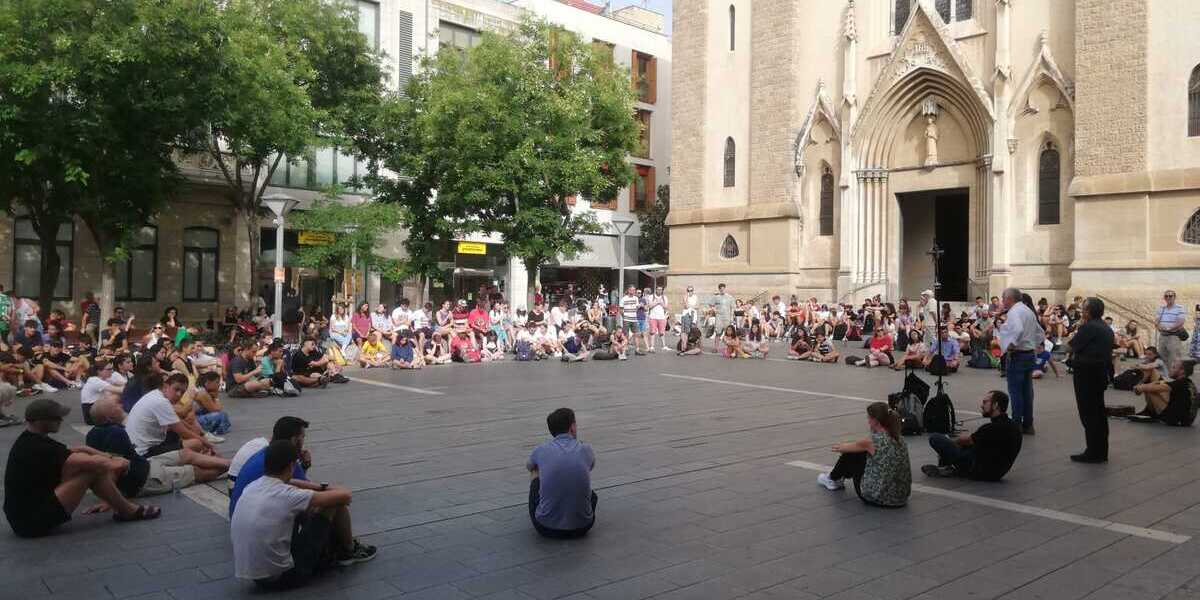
668, 0, 1200, 323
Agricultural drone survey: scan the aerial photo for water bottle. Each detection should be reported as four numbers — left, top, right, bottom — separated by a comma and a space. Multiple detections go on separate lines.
171, 472, 181, 496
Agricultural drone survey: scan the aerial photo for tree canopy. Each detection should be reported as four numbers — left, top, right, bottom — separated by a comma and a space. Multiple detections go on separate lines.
368, 19, 640, 289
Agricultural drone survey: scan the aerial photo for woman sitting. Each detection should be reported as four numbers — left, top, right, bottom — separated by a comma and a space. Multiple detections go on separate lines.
741, 322, 769, 358
864, 327, 894, 368
720, 325, 746, 359
817, 402, 912, 508
328, 304, 353, 353
424, 333, 451, 365
1117, 320, 1145, 359
890, 331, 926, 371
351, 303, 373, 349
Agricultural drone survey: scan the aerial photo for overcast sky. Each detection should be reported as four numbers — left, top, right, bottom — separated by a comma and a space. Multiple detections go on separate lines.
610, 0, 672, 35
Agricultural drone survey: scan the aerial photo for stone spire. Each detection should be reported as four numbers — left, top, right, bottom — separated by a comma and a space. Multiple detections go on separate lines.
843, 0, 857, 41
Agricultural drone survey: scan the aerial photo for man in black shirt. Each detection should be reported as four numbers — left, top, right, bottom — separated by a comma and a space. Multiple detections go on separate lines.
921, 390, 1022, 481
290, 338, 349, 388
226, 341, 272, 398
1068, 297, 1117, 463
5, 399, 159, 538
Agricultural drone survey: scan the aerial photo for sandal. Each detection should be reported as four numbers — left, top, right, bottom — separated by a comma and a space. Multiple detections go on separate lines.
114, 504, 162, 522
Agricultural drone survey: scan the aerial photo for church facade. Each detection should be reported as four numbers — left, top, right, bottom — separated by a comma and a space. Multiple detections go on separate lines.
668, 0, 1200, 317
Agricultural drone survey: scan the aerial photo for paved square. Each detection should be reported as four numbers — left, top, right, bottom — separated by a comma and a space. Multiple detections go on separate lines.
4, 347, 1200, 600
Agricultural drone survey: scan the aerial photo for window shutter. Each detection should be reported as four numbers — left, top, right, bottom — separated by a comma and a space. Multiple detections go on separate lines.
397, 11, 413, 94
630, 49, 638, 94
645, 167, 656, 210
647, 56, 657, 104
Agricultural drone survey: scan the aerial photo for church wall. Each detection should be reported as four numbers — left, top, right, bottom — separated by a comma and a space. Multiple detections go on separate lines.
1146, 0, 1200, 172
705, 0, 751, 208
1074, 0, 1147, 177
669, 1, 707, 211
747, 0, 800, 208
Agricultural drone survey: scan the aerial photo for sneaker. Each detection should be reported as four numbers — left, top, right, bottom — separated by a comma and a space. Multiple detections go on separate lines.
337, 540, 378, 567
921, 464, 957, 478
67, 380, 83, 390
648, 347, 656, 353
204, 432, 225, 444
552, 352, 562, 358
618, 354, 628, 361
817, 473, 844, 491
17, 387, 40, 397
35, 383, 58, 393
0, 415, 21, 428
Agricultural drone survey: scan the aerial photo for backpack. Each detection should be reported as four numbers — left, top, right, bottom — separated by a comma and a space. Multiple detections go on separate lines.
592, 349, 618, 360
281, 378, 302, 397
903, 370, 931, 404
1112, 368, 1142, 391
844, 356, 863, 366
514, 340, 535, 362
967, 346, 992, 369
923, 382, 957, 435
927, 353, 949, 377
889, 391, 924, 436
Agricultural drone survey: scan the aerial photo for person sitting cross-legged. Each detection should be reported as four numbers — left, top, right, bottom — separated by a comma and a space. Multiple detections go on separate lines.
923, 326, 961, 373
921, 390, 1023, 480
4, 399, 161, 538
291, 337, 349, 386
676, 324, 703, 356
227, 341, 273, 398
526, 408, 598, 538
807, 331, 840, 363
358, 330, 390, 368
126, 372, 219, 459
390, 331, 423, 369
86, 398, 230, 498
192, 372, 232, 436
231, 440, 376, 590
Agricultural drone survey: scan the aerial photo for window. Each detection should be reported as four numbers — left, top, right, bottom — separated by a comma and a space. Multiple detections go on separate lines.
439, 21, 481, 51
356, 0, 379, 50
819, 167, 835, 236
630, 166, 655, 212
729, 5, 735, 51
720, 235, 739, 259
585, 192, 617, 210
935, 0, 950, 22
956, 0, 973, 20
933, 0, 971, 24
894, 0, 911, 34
635, 110, 651, 158
397, 10, 414, 92
1189, 64, 1200, 137
1184, 209, 1200, 245
12, 218, 72, 299
115, 226, 157, 301
270, 147, 367, 192
1037, 141, 1061, 225
723, 137, 736, 187
182, 227, 219, 302
632, 51, 656, 103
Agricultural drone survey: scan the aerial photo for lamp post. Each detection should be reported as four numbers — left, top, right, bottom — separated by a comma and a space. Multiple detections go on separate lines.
263, 193, 299, 340
610, 216, 636, 298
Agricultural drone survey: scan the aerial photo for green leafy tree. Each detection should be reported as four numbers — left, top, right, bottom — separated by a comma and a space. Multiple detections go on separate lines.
0, 0, 225, 317
188, 0, 386, 303
638, 184, 670, 264
370, 19, 638, 300
288, 193, 407, 283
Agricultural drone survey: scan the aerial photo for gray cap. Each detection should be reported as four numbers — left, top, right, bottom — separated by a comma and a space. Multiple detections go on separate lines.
25, 398, 70, 422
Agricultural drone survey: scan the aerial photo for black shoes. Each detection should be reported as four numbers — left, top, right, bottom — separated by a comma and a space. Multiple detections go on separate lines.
921, 464, 958, 478
1070, 453, 1108, 464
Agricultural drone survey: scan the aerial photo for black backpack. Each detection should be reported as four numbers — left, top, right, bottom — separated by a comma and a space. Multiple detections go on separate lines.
967, 346, 992, 369
927, 353, 949, 376
1112, 368, 1142, 391
903, 371, 931, 404
889, 391, 924, 436
923, 382, 957, 434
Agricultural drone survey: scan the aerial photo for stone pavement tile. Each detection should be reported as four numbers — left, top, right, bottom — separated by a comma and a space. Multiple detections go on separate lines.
1081, 535, 1175, 574
473, 591, 538, 600
838, 551, 916, 579
105, 567, 209, 598
161, 576, 246, 600
790, 568, 863, 597
197, 561, 232, 580
910, 543, 1019, 584
646, 576, 751, 600
854, 571, 942, 600
387, 558, 479, 594
513, 571, 610, 600
824, 588, 885, 600
1005, 560, 1124, 600
140, 548, 230, 575
450, 566, 539, 597
1076, 584, 1164, 600
715, 556, 804, 593
919, 571, 1018, 600
737, 582, 820, 600
396, 583, 472, 600
654, 558, 738, 587
980, 526, 1062, 551
583, 572, 680, 600
43, 564, 148, 594
1106, 567, 1196, 599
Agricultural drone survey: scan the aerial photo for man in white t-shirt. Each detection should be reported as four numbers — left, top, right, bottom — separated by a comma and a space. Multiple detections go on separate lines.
126, 373, 214, 458
231, 440, 375, 590
647, 286, 670, 351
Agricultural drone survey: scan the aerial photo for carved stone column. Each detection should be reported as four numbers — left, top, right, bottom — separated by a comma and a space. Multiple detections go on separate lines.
838, 0, 859, 291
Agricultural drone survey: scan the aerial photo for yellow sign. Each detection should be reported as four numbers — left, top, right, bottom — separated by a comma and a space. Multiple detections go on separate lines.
456, 242, 487, 255
298, 231, 336, 246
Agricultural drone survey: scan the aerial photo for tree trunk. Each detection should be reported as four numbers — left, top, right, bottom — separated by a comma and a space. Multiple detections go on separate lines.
245, 208, 262, 308
98, 261, 116, 328
36, 221, 63, 320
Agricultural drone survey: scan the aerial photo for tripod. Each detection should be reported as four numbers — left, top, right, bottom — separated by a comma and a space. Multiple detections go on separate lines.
926, 241, 947, 391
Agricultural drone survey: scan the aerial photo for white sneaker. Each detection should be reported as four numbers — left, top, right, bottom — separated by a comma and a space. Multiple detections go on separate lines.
36, 383, 58, 393
648, 347, 656, 353
204, 432, 225, 444
817, 473, 844, 491
618, 354, 628, 361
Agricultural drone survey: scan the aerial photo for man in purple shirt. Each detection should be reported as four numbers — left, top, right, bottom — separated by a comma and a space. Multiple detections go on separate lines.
525, 408, 597, 538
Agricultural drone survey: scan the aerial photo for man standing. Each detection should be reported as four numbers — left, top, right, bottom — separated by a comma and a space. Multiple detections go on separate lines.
681, 286, 698, 334
1155, 290, 1187, 370
619, 286, 642, 358
647, 286, 670, 352
525, 408, 597, 538
711, 283, 734, 352
1067, 298, 1115, 463
996, 288, 1043, 435
917, 289, 939, 342
921, 391, 1022, 481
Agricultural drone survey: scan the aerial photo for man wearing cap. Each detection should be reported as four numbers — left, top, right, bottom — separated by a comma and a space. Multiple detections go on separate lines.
917, 290, 939, 343
996, 287, 1045, 435
5, 399, 160, 537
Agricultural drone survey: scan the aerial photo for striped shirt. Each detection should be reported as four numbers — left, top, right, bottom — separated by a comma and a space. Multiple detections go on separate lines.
621, 295, 639, 323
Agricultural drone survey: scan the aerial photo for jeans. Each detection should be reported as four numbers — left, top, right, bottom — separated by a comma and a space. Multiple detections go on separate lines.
196, 410, 232, 435
929, 433, 975, 471
528, 478, 597, 539
1006, 351, 1036, 427
329, 331, 352, 351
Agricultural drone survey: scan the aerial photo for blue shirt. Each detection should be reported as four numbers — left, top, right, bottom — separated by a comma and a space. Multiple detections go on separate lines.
928, 337, 961, 360
391, 341, 414, 363
228, 447, 307, 517
525, 434, 595, 530
1033, 350, 1052, 371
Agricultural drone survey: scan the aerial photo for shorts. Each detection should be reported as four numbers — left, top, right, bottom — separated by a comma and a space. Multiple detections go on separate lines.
649, 319, 667, 335
139, 451, 196, 496
254, 513, 335, 590
7, 495, 72, 538
144, 431, 182, 458
637, 319, 647, 333
622, 321, 639, 335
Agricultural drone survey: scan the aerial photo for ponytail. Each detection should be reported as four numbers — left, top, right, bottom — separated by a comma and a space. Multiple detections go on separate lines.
867, 401, 902, 441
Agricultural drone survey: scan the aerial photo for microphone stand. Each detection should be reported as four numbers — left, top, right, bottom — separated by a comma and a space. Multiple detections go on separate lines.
927, 241, 946, 393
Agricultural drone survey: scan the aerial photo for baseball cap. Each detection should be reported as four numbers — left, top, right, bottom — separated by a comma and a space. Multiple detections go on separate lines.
25, 398, 70, 422
921, 289, 934, 296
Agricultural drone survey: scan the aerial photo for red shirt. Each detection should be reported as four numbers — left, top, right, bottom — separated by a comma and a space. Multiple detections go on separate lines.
451, 309, 470, 329
870, 334, 893, 352
468, 308, 490, 331
450, 335, 479, 361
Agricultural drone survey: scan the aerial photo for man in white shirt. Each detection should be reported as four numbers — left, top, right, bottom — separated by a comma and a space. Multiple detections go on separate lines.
126, 373, 215, 457
918, 289, 939, 341
996, 288, 1044, 434
231, 440, 375, 590
1154, 289, 1187, 370
619, 286, 642, 358
647, 286, 670, 351
681, 286, 699, 333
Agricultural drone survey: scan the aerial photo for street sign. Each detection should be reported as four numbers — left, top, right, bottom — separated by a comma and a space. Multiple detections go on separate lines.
456, 241, 487, 255
298, 230, 336, 246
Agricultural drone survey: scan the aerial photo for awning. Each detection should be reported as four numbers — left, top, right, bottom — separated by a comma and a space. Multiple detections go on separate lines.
453, 267, 496, 277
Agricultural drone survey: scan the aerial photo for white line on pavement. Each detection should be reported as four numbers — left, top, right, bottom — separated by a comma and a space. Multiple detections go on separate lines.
785, 460, 1191, 545
661, 373, 981, 417
182, 483, 232, 521
353, 378, 444, 395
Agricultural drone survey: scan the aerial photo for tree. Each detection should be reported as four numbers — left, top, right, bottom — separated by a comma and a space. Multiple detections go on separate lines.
188, 0, 385, 304
638, 184, 670, 264
288, 192, 408, 289
0, 0, 225, 318
371, 19, 639, 300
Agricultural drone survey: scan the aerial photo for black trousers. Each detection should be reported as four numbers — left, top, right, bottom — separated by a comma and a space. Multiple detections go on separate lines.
1073, 363, 1109, 460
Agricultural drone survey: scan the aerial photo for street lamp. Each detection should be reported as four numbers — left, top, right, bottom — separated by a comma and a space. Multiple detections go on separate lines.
610, 216, 636, 298
263, 193, 299, 340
